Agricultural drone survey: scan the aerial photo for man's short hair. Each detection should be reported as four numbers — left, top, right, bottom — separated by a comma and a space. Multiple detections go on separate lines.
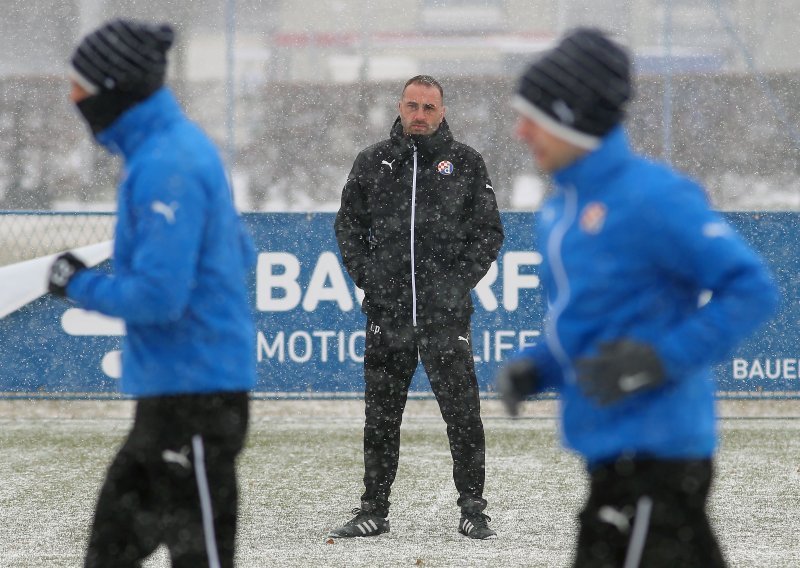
402, 75, 444, 102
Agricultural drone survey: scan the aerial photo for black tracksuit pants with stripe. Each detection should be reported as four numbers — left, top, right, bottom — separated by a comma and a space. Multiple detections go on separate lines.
84, 392, 249, 568
573, 457, 726, 568
360, 319, 487, 518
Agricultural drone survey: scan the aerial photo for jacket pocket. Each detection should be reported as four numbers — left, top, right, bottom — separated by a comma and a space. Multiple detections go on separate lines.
428, 271, 470, 312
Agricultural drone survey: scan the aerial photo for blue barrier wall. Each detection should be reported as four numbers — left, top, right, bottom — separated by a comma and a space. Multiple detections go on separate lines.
0, 212, 797, 398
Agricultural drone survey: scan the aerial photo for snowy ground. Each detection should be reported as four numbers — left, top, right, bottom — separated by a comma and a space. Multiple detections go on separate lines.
0, 399, 798, 567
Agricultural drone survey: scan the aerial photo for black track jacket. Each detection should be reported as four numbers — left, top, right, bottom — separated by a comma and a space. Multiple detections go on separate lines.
335, 117, 504, 326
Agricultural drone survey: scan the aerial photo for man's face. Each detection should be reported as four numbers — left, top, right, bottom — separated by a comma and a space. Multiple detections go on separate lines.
69, 80, 91, 104
515, 114, 588, 173
399, 83, 445, 136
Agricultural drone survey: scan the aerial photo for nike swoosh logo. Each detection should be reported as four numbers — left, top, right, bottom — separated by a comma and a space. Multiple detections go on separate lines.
618, 372, 652, 393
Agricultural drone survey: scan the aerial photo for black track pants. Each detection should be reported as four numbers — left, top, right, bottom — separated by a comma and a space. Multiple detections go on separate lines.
360, 319, 487, 517
573, 457, 727, 568
84, 392, 249, 568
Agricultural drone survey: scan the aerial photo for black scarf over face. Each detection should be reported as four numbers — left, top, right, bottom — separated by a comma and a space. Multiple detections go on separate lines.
76, 87, 154, 135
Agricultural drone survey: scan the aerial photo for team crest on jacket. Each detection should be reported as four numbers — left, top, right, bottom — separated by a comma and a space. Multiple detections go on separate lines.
580, 202, 607, 234
437, 160, 454, 175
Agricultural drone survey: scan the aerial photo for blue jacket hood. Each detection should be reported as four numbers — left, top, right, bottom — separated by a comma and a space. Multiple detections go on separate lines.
97, 88, 183, 158
553, 126, 631, 192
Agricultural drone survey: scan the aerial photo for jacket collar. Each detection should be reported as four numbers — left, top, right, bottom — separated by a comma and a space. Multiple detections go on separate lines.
96, 88, 183, 158
388, 116, 453, 161
552, 126, 632, 196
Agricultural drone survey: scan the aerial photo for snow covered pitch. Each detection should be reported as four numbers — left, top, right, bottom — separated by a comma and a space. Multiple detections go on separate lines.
0, 399, 798, 567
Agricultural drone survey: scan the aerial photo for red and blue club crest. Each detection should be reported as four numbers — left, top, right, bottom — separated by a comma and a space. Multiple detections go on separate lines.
437, 160, 454, 175
580, 201, 607, 234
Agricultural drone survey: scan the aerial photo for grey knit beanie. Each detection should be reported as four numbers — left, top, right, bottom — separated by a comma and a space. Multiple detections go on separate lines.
70, 19, 174, 97
513, 27, 632, 149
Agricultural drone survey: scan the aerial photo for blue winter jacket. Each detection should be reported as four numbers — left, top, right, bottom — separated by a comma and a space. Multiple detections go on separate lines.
519, 127, 778, 467
67, 88, 257, 398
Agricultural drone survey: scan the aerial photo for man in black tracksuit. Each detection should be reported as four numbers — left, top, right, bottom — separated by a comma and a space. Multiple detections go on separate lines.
329, 75, 504, 540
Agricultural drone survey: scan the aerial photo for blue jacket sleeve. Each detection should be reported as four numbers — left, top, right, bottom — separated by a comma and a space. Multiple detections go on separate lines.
67, 160, 206, 324
643, 182, 780, 380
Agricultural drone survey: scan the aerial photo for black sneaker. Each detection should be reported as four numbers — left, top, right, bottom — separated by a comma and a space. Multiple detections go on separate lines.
459, 511, 497, 540
328, 508, 390, 538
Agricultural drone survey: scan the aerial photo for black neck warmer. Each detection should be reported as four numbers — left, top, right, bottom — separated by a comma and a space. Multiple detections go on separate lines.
76, 88, 154, 135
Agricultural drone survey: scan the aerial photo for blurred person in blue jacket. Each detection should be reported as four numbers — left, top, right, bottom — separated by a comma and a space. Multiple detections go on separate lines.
498, 28, 779, 568
48, 19, 255, 568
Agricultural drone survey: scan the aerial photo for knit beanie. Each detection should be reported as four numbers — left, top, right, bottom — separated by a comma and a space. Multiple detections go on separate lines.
70, 19, 174, 97
513, 27, 632, 150
69, 19, 174, 134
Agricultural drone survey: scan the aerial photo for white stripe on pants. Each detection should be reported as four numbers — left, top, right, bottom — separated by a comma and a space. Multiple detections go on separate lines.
193, 434, 221, 568
623, 496, 653, 568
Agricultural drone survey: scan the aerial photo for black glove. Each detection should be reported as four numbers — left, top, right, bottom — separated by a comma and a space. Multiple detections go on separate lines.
496, 358, 538, 417
576, 340, 665, 406
48, 252, 87, 298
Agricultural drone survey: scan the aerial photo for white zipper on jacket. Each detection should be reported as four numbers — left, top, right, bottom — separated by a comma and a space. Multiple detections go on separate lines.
410, 144, 418, 326
545, 185, 578, 384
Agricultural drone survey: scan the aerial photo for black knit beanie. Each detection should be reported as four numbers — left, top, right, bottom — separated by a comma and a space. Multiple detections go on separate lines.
513, 27, 632, 149
70, 19, 174, 133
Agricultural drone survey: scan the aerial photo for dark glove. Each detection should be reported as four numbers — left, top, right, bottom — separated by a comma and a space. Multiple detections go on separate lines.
496, 358, 538, 417
576, 340, 665, 406
48, 252, 87, 298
